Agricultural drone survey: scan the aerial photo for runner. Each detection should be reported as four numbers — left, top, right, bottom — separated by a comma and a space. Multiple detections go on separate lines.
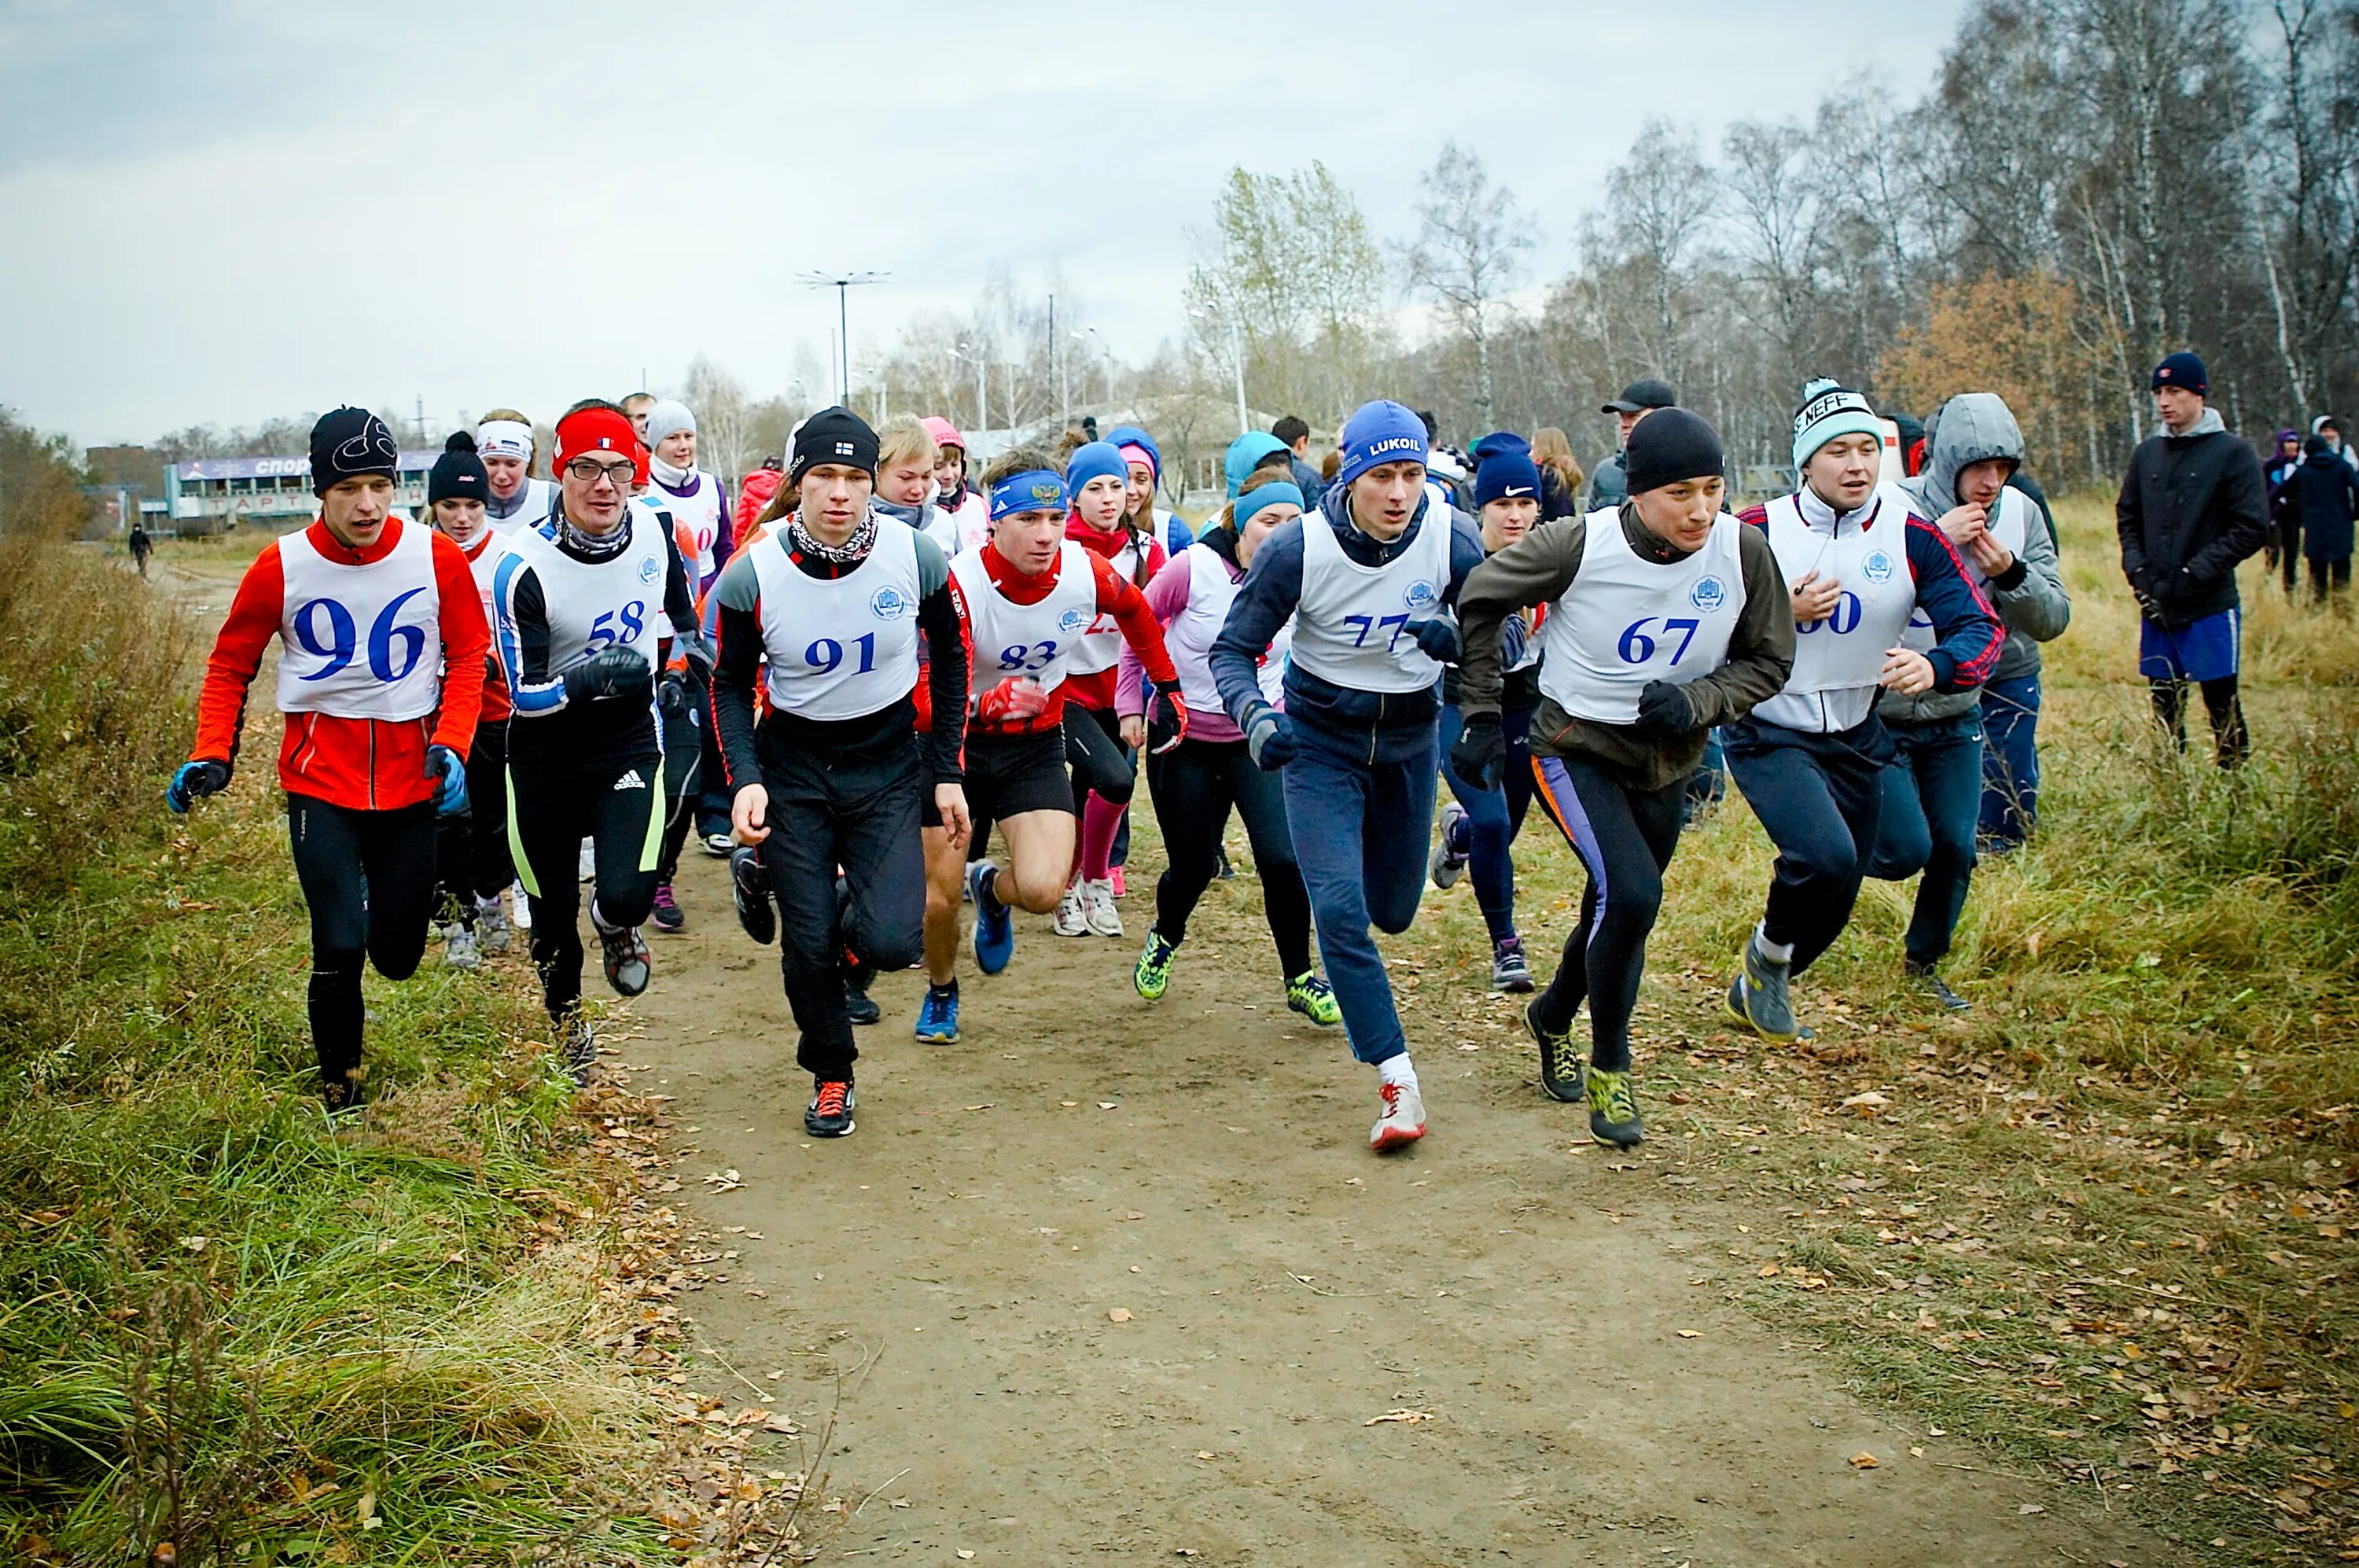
493, 399, 705, 1080
913, 448, 1185, 1045
738, 456, 786, 540
708, 407, 971, 1137
477, 410, 555, 535
1430, 443, 1546, 993
1456, 408, 1794, 1145
423, 431, 519, 967
1116, 476, 1341, 1023
1210, 399, 1485, 1154
641, 398, 738, 872
1865, 393, 2070, 1010
1054, 440, 1168, 939
127, 520, 153, 578
643, 399, 734, 594
874, 414, 951, 543
1102, 424, 1197, 896
620, 392, 656, 442
924, 417, 991, 554
169, 407, 489, 1110
1723, 381, 2002, 1044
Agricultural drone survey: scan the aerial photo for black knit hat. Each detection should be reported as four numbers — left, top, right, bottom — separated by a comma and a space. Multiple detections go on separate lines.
309, 406, 399, 497
788, 406, 879, 484
429, 430, 490, 506
1623, 407, 1724, 495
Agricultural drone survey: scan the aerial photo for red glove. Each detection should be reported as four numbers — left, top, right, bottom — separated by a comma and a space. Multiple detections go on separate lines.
1146, 682, 1190, 755
974, 676, 1051, 724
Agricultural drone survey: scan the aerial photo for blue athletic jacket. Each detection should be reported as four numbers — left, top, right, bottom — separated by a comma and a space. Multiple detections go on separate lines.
1210, 484, 1486, 763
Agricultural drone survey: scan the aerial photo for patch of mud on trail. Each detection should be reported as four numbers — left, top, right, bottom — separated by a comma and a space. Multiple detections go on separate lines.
620, 854, 2172, 1566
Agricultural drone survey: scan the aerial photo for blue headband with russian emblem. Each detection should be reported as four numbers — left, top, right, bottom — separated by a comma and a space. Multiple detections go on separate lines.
990, 469, 1069, 522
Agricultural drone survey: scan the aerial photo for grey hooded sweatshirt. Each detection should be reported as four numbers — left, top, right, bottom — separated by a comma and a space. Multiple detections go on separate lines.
1882, 392, 2071, 725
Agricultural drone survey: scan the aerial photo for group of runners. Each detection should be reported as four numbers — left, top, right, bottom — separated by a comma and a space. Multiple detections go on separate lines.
197, 340, 2315, 1156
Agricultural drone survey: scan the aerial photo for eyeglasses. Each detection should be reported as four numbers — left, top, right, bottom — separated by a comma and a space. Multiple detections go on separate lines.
565, 458, 635, 484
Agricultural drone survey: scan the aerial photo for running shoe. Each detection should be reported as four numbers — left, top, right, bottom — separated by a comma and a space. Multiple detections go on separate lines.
1286, 971, 1342, 1027
1083, 878, 1124, 937
1214, 844, 1236, 881
443, 922, 481, 970
1051, 880, 1090, 937
592, 907, 651, 998
1110, 865, 1128, 898
320, 1072, 365, 1116
731, 847, 775, 945
1371, 1078, 1426, 1152
845, 970, 881, 1026
1429, 802, 1470, 889
1525, 997, 1584, 1104
650, 881, 685, 933
915, 983, 961, 1043
1134, 931, 1178, 999
1586, 1067, 1644, 1147
510, 878, 533, 930
477, 900, 513, 955
1907, 961, 1973, 1014
1490, 936, 1534, 993
560, 1011, 597, 1084
969, 860, 1014, 974
805, 1079, 856, 1138
701, 831, 734, 859
1725, 937, 1798, 1043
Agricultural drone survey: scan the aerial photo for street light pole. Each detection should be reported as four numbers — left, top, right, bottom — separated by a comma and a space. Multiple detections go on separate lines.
1227, 319, 1248, 436
952, 342, 988, 440
799, 271, 890, 404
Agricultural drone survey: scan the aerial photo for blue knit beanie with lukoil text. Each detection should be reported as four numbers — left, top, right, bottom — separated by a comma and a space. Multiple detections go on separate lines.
1334, 400, 1429, 491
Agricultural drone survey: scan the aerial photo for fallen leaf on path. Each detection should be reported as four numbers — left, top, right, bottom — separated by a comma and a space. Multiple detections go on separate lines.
1107, 1309, 1132, 1323
1676, 1330, 1702, 1338
1098, 1102, 1119, 1110
701, 1170, 743, 1192
963, 1103, 995, 1112
1839, 1091, 1890, 1115
958, 1553, 975, 1560
2018, 1504, 2044, 1515
1366, 1408, 1434, 1426
1848, 1452, 1879, 1469
1194, 1451, 1216, 1460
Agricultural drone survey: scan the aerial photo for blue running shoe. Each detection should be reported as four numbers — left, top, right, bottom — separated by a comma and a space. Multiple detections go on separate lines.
915, 982, 961, 1043
968, 859, 1014, 975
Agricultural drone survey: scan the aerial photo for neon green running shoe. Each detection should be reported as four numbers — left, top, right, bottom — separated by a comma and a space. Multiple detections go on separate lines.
1134, 931, 1178, 1000
1585, 1067, 1644, 1148
1286, 970, 1342, 1027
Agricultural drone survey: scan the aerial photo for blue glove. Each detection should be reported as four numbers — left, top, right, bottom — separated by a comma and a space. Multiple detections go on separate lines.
1408, 613, 1460, 664
427, 744, 469, 815
1244, 708, 1297, 772
166, 759, 230, 815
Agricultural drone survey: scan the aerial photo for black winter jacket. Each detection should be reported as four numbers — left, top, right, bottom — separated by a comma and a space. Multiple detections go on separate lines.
2115, 413, 2268, 628
2284, 447, 2359, 561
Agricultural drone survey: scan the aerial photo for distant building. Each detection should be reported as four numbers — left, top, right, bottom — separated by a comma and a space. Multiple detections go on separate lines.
164, 449, 440, 530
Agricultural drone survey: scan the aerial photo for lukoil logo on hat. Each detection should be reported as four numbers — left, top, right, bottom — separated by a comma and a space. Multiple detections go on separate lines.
1691, 576, 1727, 612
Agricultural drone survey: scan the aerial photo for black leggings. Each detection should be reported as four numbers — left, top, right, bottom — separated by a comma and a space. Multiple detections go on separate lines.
286, 793, 439, 1080
655, 679, 706, 882
435, 718, 513, 918
2311, 555, 2352, 599
509, 742, 664, 1019
1723, 721, 1886, 976
1065, 701, 1135, 812
1525, 753, 1685, 1073
2149, 675, 2250, 767
1144, 735, 1314, 979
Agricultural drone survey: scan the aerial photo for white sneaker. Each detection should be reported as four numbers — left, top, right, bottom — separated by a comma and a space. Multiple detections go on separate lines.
1082, 877, 1124, 937
577, 837, 595, 882
1051, 880, 1090, 937
1371, 1079, 1426, 1153
443, 922, 481, 970
510, 879, 533, 930
477, 900, 512, 955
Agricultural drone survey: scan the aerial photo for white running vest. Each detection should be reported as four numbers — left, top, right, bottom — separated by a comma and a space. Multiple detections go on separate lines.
488, 477, 554, 536
502, 511, 671, 679
1288, 507, 1453, 693
951, 541, 1099, 699
652, 470, 727, 587
750, 519, 925, 720
1754, 484, 1920, 733
1537, 510, 1746, 723
276, 518, 443, 720
931, 490, 992, 555
1168, 543, 1290, 715
1069, 530, 1150, 676
458, 529, 510, 625
1901, 485, 2026, 652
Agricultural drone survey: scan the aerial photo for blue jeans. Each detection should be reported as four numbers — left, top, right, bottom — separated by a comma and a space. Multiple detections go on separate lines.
1864, 712, 1982, 968
1282, 727, 1439, 1066
1438, 704, 1533, 944
1977, 675, 2041, 848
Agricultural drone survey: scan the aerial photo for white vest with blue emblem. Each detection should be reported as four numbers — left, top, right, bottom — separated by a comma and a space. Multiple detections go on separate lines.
950, 539, 1099, 699
751, 514, 923, 720
1754, 483, 1919, 733
500, 509, 670, 679
1287, 506, 1453, 694
1536, 509, 1746, 723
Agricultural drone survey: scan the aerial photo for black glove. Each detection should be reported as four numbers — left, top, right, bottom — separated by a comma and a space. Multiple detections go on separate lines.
1633, 679, 1696, 738
1146, 683, 1189, 756
657, 670, 695, 723
1407, 613, 1461, 664
563, 646, 653, 704
166, 759, 231, 815
1450, 714, 1507, 792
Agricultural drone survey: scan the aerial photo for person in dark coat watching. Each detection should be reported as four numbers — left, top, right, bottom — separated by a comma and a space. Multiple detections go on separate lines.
1272, 415, 1327, 508
2281, 432, 2359, 602
2264, 429, 2303, 586
2116, 352, 2267, 767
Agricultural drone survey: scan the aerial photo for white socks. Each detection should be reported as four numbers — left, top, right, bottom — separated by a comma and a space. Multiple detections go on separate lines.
1378, 1054, 1419, 1091
1754, 922, 1794, 965
477, 895, 502, 915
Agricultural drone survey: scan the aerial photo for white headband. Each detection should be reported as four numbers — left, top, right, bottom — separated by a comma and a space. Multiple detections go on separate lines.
478, 419, 533, 459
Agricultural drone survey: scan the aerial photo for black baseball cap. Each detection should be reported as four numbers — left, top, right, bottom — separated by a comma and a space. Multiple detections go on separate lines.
1602, 378, 1678, 414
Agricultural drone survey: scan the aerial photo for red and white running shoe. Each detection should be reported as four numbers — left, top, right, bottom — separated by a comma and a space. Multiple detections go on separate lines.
1371, 1080, 1426, 1152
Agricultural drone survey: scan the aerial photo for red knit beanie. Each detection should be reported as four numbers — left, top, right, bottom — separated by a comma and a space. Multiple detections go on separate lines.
554, 406, 648, 485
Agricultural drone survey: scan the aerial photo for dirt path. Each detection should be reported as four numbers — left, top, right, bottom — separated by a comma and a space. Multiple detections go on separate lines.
615, 848, 2169, 1566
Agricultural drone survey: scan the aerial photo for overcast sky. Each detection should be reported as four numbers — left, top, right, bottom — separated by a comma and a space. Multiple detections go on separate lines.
1, 0, 1967, 450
